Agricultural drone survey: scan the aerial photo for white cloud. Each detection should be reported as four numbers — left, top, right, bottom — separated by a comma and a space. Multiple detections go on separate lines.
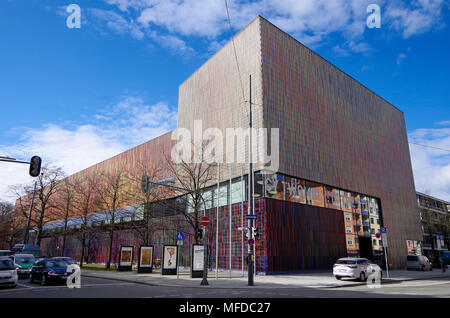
64, 0, 447, 57
148, 32, 196, 56
0, 97, 177, 203
409, 126, 450, 201
397, 52, 407, 64
385, 0, 446, 38
89, 8, 144, 40
435, 120, 450, 126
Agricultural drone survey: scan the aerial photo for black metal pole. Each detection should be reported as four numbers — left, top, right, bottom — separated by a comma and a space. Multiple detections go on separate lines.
23, 180, 37, 244
248, 74, 254, 286
200, 196, 209, 286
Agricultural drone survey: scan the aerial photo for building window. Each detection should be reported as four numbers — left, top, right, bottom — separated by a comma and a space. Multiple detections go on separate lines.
345, 214, 352, 221
348, 238, 353, 246
346, 226, 352, 233
373, 239, 377, 246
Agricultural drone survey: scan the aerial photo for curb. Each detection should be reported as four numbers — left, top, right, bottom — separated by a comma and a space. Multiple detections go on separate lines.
81, 270, 450, 290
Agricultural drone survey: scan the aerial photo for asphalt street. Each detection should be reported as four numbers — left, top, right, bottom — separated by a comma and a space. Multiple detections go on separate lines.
1, 276, 449, 298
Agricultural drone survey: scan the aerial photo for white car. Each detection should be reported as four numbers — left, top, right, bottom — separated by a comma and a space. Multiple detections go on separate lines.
406, 254, 433, 271
0, 257, 18, 288
333, 257, 382, 281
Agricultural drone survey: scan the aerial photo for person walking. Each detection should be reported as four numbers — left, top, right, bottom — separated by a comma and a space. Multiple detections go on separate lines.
441, 256, 446, 273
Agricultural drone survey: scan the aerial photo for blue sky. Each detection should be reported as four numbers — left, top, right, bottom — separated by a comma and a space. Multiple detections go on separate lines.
0, 0, 449, 201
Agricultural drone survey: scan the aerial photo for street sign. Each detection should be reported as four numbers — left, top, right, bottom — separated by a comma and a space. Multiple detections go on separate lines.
248, 238, 255, 245
382, 233, 388, 247
177, 240, 183, 246
200, 216, 210, 227
176, 232, 184, 241
246, 214, 257, 220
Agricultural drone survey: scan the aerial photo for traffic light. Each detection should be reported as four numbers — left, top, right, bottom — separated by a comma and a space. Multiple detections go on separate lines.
251, 227, 260, 238
29, 156, 42, 177
197, 228, 204, 240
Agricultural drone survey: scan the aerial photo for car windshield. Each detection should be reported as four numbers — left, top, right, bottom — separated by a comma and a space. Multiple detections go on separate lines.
0, 259, 14, 270
15, 256, 35, 264
336, 259, 356, 265
54, 258, 75, 264
45, 260, 68, 267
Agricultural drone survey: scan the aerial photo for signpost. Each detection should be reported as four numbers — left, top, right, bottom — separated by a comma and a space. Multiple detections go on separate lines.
176, 232, 184, 279
200, 216, 210, 227
381, 227, 389, 278
200, 216, 210, 286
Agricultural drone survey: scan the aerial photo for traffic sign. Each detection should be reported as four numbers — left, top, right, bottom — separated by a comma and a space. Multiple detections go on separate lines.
248, 238, 255, 245
200, 216, 210, 227
381, 227, 387, 234
375, 233, 381, 239
176, 232, 184, 241
246, 214, 257, 220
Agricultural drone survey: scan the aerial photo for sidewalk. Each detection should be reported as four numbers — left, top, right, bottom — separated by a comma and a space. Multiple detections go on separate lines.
81, 267, 450, 289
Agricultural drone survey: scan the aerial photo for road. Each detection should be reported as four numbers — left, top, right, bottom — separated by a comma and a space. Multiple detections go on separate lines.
1, 276, 449, 298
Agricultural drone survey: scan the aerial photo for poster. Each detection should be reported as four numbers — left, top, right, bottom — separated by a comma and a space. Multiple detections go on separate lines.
193, 245, 204, 271
140, 246, 153, 268
163, 245, 177, 269
120, 246, 133, 266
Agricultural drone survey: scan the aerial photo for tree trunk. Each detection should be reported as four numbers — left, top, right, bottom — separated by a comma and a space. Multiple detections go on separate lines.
107, 229, 114, 269
61, 227, 67, 256
79, 235, 86, 268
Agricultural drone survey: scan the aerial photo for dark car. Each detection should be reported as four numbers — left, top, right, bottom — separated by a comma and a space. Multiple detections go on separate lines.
29, 258, 69, 285
11, 244, 42, 259
0, 250, 11, 257
51, 257, 77, 265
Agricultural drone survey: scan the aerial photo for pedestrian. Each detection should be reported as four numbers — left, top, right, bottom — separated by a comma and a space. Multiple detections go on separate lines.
441, 256, 446, 273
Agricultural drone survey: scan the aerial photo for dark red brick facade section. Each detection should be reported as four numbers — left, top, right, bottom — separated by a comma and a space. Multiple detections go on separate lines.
265, 198, 347, 273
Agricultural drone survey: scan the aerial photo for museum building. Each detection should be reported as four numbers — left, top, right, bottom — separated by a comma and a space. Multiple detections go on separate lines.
22, 16, 421, 273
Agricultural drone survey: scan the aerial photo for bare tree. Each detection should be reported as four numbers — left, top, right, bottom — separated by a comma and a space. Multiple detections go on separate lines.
10, 165, 65, 246
162, 142, 216, 244
0, 201, 14, 249
96, 165, 130, 269
53, 178, 76, 256
33, 166, 65, 245
71, 172, 99, 267
126, 160, 167, 246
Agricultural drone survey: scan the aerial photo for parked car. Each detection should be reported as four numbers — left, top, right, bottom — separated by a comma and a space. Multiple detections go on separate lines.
333, 257, 382, 281
51, 257, 79, 271
13, 254, 35, 278
0, 250, 11, 257
11, 244, 42, 259
29, 258, 70, 285
0, 256, 18, 288
406, 254, 432, 271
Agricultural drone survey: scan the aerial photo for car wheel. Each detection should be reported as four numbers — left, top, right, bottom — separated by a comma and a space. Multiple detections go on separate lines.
335, 276, 342, 280
41, 274, 47, 286
29, 273, 34, 283
359, 271, 366, 282
421, 265, 425, 271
